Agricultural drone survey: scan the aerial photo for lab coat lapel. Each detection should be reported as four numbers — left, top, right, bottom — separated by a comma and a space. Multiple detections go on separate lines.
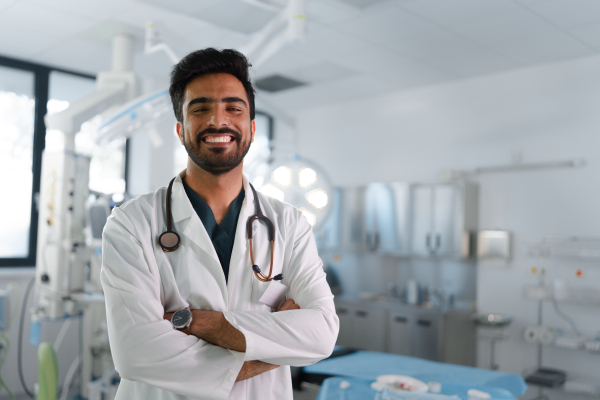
170, 175, 228, 299
227, 176, 257, 297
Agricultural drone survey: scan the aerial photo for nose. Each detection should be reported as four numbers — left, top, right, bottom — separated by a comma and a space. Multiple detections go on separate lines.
207, 106, 230, 128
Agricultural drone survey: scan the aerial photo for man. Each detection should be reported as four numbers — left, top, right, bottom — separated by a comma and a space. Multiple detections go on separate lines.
101, 48, 339, 400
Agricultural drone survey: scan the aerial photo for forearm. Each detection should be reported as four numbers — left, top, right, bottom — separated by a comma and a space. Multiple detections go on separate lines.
236, 360, 279, 382
189, 310, 247, 352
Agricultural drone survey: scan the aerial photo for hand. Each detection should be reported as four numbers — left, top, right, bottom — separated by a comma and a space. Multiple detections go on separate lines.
278, 299, 300, 312
236, 360, 279, 382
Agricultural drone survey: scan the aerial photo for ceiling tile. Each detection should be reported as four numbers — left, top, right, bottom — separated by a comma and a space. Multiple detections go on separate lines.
138, 0, 276, 34
391, 28, 491, 65
491, 30, 595, 65
333, 2, 437, 46
31, 37, 111, 75
400, 0, 519, 27
251, 45, 322, 78
448, 7, 564, 46
306, 0, 358, 24
331, 45, 423, 74
0, 0, 17, 14
374, 64, 457, 90
288, 61, 357, 84
0, 19, 63, 59
441, 50, 521, 78
25, 0, 135, 22
297, 22, 373, 59
523, 0, 600, 29
0, 1, 94, 40
569, 22, 600, 51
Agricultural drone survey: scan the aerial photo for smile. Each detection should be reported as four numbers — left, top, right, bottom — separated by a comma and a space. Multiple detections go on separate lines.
203, 135, 234, 143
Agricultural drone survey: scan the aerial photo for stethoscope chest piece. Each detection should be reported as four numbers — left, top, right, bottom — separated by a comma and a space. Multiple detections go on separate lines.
159, 231, 180, 252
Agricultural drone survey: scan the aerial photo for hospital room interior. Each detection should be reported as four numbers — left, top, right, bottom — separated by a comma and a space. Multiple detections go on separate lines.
1, 0, 600, 399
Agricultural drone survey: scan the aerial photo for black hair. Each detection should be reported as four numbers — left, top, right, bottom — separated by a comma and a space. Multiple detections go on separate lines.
169, 48, 255, 123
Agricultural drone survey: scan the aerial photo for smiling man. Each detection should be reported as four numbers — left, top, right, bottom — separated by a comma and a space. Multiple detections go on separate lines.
101, 48, 339, 400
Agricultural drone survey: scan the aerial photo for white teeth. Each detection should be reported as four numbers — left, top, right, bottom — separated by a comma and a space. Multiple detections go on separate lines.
205, 136, 232, 143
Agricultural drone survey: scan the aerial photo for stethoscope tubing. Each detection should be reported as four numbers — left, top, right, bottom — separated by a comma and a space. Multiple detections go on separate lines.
159, 175, 280, 282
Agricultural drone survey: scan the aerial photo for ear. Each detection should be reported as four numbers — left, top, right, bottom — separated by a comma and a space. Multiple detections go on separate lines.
176, 121, 184, 145
251, 119, 256, 143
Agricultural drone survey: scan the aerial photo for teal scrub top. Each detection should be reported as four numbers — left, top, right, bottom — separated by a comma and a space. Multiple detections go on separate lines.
182, 180, 245, 282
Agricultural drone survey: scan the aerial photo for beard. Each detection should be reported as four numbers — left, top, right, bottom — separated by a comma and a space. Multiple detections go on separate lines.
182, 125, 252, 176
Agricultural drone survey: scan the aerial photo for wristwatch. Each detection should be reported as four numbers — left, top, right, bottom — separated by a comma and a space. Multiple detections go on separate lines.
171, 308, 192, 330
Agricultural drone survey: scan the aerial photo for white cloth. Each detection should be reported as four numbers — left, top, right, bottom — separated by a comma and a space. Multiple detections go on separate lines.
101, 174, 339, 400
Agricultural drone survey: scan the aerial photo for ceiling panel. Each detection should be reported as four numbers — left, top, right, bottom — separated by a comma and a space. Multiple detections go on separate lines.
0, 19, 63, 59
289, 61, 357, 84
570, 22, 600, 51
491, 30, 595, 65
448, 7, 565, 47
25, 0, 134, 21
296, 22, 372, 59
440, 49, 520, 78
0, 1, 94, 39
333, 2, 437, 47
305, 0, 358, 24
31, 37, 111, 74
400, 0, 519, 27
523, 0, 600, 29
138, 0, 277, 34
390, 28, 493, 67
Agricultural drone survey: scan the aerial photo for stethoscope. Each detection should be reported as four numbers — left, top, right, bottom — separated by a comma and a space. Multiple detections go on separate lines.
158, 176, 283, 283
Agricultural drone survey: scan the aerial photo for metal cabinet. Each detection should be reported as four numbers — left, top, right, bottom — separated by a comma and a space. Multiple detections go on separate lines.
387, 310, 412, 355
413, 312, 440, 361
365, 182, 410, 255
335, 301, 386, 351
410, 182, 478, 257
337, 300, 475, 365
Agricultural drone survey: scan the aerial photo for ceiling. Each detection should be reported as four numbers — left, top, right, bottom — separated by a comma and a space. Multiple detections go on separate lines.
1, 0, 600, 111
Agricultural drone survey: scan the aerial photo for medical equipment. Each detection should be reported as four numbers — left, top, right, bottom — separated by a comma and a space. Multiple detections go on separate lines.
254, 155, 333, 229
0, 290, 10, 332
160, 175, 283, 283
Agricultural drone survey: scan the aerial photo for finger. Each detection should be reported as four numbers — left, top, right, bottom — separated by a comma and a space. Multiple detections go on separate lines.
278, 299, 295, 311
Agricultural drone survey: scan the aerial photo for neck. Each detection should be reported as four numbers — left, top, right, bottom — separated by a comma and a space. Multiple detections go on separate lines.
183, 159, 244, 223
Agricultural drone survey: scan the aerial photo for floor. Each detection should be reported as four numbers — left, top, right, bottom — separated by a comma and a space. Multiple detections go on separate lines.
293, 383, 321, 400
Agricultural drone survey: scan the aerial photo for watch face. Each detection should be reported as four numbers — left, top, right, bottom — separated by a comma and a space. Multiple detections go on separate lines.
172, 309, 191, 328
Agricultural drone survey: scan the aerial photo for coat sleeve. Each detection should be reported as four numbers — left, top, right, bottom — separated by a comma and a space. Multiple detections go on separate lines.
222, 212, 339, 367
101, 207, 244, 400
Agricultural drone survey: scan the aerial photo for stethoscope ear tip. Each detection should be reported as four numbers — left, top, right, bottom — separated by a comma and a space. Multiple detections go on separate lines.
273, 274, 283, 281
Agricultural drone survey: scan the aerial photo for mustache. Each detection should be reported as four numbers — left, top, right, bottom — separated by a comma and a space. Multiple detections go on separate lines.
197, 127, 242, 142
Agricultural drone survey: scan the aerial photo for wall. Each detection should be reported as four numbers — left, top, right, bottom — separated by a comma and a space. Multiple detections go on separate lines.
296, 54, 600, 399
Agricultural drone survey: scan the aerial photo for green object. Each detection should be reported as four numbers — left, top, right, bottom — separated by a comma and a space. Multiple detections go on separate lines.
37, 342, 58, 400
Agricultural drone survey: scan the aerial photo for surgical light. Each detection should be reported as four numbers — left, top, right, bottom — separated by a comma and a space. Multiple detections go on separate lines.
254, 155, 333, 228
305, 188, 328, 211
271, 166, 292, 188
298, 167, 317, 188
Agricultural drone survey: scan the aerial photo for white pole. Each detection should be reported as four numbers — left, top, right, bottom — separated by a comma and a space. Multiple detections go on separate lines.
112, 34, 134, 72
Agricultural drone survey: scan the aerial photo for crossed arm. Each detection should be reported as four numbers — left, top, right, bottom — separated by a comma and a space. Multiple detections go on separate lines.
163, 299, 300, 381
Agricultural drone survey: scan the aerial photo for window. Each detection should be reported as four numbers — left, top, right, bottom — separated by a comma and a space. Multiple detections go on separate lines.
0, 65, 36, 260
0, 56, 97, 266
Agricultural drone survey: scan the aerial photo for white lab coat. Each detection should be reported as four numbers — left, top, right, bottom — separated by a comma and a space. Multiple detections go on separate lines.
100, 174, 339, 400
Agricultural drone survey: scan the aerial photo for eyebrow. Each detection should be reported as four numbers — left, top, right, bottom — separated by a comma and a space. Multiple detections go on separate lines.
187, 96, 248, 110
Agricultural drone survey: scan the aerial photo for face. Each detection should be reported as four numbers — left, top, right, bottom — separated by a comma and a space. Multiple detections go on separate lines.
176, 72, 255, 176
